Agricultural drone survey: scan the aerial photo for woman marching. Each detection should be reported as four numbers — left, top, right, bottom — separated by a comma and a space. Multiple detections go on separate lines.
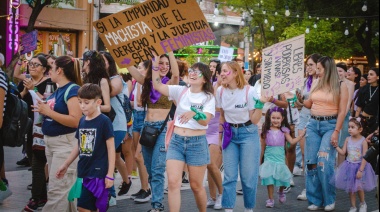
152, 53, 215, 211
127, 52, 179, 212
216, 61, 266, 212
303, 56, 349, 211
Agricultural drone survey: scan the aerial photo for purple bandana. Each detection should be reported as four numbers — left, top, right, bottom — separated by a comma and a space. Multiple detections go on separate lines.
150, 76, 170, 103
83, 178, 109, 212
306, 75, 313, 92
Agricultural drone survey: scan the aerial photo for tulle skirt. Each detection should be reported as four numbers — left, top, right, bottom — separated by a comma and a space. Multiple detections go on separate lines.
331, 160, 377, 193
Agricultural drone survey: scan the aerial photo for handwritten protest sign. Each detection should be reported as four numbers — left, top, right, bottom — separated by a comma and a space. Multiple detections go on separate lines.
261, 34, 305, 97
218, 46, 234, 62
21, 30, 38, 54
94, 0, 216, 67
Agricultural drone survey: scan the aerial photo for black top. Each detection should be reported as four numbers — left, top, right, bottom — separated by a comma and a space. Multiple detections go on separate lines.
356, 84, 379, 116
18, 78, 56, 121
248, 74, 261, 87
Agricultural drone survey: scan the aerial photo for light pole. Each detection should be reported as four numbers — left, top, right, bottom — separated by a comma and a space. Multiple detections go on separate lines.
241, 13, 259, 71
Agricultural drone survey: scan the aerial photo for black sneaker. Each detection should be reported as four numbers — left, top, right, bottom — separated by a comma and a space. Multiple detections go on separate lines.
236, 189, 243, 195
147, 207, 164, 212
118, 181, 132, 196
16, 157, 30, 166
131, 189, 144, 200
134, 189, 151, 203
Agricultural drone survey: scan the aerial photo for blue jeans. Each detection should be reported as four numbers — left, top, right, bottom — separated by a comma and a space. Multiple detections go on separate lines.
109, 130, 127, 197
338, 112, 350, 148
141, 120, 167, 210
305, 118, 337, 207
222, 124, 260, 209
132, 110, 146, 133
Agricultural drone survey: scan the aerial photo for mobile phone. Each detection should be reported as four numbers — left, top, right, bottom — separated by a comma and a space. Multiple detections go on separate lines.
25, 74, 31, 78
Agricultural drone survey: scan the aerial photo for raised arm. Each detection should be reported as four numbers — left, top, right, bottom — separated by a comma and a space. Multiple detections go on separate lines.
14, 48, 26, 81
152, 54, 169, 96
127, 66, 145, 85
167, 52, 179, 85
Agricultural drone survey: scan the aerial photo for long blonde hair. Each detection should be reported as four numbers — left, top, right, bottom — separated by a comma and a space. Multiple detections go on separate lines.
222, 61, 247, 89
311, 56, 340, 103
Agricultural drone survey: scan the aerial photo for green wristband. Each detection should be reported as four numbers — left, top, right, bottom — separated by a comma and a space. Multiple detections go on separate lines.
254, 98, 264, 109
190, 106, 207, 121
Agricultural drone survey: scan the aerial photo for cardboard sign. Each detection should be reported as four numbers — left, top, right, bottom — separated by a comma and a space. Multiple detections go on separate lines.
21, 30, 38, 54
261, 34, 305, 97
94, 0, 216, 67
218, 46, 234, 62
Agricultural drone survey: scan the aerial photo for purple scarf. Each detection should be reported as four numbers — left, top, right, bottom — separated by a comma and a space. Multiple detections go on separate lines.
150, 77, 170, 103
83, 178, 109, 212
306, 75, 313, 92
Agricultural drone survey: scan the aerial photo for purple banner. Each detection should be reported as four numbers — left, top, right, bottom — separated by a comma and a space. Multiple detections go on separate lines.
21, 30, 38, 54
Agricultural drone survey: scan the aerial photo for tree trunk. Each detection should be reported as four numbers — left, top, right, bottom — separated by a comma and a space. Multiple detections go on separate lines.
355, 20, 376, 68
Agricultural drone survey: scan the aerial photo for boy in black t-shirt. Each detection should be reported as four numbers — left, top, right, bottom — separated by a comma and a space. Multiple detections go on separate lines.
56, 83, 115, 212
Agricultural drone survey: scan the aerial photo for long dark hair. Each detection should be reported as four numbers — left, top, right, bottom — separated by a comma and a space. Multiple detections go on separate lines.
82, 50, 112, 93
209, 59, 221, 82
141, 54, 172, 107
191, 62, 214, 96
55, 56, 82, 86
350, 67, 362, 90
261, 107, 291, 140
99, 51, 118, 77
305, 53, 322, 91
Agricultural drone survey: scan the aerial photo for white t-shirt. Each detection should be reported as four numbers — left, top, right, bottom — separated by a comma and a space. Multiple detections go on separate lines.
133, 83, 145, 111
168, 86, 215, 130
216, 85, 258, 124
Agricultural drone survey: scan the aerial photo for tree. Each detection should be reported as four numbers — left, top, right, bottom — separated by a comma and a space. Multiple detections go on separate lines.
221, 0, 379, 66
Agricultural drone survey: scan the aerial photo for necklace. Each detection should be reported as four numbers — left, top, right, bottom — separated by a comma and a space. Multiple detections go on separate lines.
32, 76, 44, 92
369, 86, 378, 101
33, 76, 44, 86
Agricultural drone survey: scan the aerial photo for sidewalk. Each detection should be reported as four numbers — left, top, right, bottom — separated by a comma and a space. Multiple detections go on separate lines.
1, 168, 378, 212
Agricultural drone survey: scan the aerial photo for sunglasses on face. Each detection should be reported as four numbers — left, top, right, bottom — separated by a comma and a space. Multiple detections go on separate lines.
188, 68, 203, 77
28, 62, 43, 68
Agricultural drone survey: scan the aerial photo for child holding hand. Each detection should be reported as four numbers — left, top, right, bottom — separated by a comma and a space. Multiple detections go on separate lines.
259, 106, 305, 208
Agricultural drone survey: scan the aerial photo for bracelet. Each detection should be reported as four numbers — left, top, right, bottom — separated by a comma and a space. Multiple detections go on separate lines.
334, 129, 340, 133
271, 98, 276, 104
105, 176, 114, 181
152, 66, 159, 71
358, 170, 363, 172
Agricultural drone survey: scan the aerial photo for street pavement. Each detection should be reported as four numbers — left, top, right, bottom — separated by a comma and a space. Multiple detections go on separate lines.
1, 146, 379, 212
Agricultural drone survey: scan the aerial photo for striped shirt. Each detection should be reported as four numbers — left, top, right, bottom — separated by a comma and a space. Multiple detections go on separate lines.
0, 69, 8, 116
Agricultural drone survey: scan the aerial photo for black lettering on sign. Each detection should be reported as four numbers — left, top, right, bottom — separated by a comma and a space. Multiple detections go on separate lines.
262, 51, 272, 90
109, 17, 122, 29
175, 0, 186, 4
96, 22, 107, 33
151, 13, 172, 29
172, 9, 186, 22
281, 44, 292, 84
292, 47, 304, 74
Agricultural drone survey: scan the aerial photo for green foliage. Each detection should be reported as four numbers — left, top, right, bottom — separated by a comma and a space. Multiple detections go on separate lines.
177, 46, 213, 65
103, 0, 140, 5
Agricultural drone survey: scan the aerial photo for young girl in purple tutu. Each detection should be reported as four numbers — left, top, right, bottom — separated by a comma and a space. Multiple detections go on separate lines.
332, 118, 376, 212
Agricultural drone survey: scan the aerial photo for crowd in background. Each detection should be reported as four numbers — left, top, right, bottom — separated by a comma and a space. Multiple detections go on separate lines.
0, 48, 378, 212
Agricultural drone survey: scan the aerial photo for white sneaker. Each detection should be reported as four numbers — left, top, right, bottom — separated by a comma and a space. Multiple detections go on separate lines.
349, 207, 357, 212
0, 187, 12, 204
244, 209, 253, 212
109, 196, 117, 207
290, 177, 295, 187
214, 194, 222, 210
307, 204, 323, 211
297, 189, 307, 201
358, 202, 367, 212
293, 166, 303, 176
324, 202, 335, 211
206, 197, 215, 208
225, 209, 233, 212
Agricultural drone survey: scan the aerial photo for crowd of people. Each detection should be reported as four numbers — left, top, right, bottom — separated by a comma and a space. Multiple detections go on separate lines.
0, 47, 378, 212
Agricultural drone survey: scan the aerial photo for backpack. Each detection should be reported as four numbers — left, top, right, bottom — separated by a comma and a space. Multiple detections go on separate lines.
116, 79, 132, 123
1, 74, 32, 147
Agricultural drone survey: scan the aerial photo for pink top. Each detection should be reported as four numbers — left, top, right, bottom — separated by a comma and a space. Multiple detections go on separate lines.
310, 89, 338, 116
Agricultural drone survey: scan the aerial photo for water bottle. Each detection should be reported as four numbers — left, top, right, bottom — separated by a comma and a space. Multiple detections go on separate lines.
43, 82, 54, 100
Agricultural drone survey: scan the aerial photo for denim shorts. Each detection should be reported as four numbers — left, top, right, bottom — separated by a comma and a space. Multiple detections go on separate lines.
166, 133, 210, 166
132, 110, 146, 133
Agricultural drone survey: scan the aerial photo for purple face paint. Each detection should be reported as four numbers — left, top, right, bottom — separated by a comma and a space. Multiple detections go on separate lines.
226, 70, 232, 76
